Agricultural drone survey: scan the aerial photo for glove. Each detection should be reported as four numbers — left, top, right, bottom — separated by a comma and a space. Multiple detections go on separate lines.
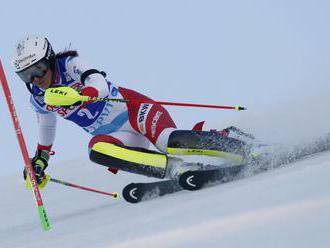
23, 149, 50, 189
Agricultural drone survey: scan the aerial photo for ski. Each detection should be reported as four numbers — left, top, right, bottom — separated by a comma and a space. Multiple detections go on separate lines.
178, 164, 246, 191
122, 133, 330, 203
122, 164, 245, 203
122, 180, 181, 203
177, 134, 330, 191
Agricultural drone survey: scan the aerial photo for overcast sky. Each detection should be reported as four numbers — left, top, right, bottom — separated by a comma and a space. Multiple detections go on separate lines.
1, 0, 330, 175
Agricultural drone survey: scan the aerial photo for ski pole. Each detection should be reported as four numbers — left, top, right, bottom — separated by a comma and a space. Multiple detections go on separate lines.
49, 177, 119, 199
44, 87, 247, 111
0, 60, 51, 231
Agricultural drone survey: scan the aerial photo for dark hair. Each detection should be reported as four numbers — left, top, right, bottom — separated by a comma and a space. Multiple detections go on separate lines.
55, 50, 79, 59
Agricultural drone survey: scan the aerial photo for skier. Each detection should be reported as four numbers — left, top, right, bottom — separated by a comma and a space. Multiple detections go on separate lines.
12, 36, 254, 188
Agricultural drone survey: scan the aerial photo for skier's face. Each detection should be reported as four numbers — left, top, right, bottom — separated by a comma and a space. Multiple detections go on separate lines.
32, 68, 53, 89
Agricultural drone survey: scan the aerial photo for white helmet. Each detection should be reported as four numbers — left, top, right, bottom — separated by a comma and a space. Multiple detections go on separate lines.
12, 36, 55, 83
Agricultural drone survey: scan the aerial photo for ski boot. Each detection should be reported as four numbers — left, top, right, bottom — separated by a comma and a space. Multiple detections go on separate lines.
208, 126, 275, 167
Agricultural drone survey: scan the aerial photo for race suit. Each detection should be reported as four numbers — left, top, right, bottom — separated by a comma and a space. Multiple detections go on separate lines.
30, 54, 177, 154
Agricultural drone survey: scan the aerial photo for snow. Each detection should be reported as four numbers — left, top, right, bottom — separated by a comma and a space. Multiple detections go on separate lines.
1, 150, 330, 248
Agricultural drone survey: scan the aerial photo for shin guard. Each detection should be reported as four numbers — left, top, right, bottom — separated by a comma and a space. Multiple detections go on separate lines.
90, 142, 168, 178
167, 130, 246, 162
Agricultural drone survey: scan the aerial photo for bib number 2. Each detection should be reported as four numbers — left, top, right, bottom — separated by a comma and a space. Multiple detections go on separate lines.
77, 108, 100, 120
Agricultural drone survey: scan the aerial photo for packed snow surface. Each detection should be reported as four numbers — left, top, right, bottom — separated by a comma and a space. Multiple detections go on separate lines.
1, 151, 330, 248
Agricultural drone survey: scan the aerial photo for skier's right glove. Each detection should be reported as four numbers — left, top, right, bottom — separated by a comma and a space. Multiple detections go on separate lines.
23, 149, 51, 189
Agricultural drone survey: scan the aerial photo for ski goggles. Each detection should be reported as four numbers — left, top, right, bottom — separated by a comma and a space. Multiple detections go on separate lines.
16, 59, 49, 83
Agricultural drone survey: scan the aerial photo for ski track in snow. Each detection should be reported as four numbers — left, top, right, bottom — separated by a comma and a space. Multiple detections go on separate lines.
1, 150, 330, 248
115, 196, 330, 248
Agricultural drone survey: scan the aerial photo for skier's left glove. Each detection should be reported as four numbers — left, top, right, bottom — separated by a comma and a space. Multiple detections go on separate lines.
23, 149, 51, 189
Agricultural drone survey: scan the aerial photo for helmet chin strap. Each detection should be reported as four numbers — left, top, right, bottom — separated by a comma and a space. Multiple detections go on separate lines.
25, 83, 45, 96
25, 82, 35, 94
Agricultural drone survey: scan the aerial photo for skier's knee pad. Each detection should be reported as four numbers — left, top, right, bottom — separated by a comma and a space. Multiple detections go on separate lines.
167, 130, 246, 162
89, 142, 168, 178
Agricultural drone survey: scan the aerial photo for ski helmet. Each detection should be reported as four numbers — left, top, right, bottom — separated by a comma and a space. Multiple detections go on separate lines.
12, 36, 55, 83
